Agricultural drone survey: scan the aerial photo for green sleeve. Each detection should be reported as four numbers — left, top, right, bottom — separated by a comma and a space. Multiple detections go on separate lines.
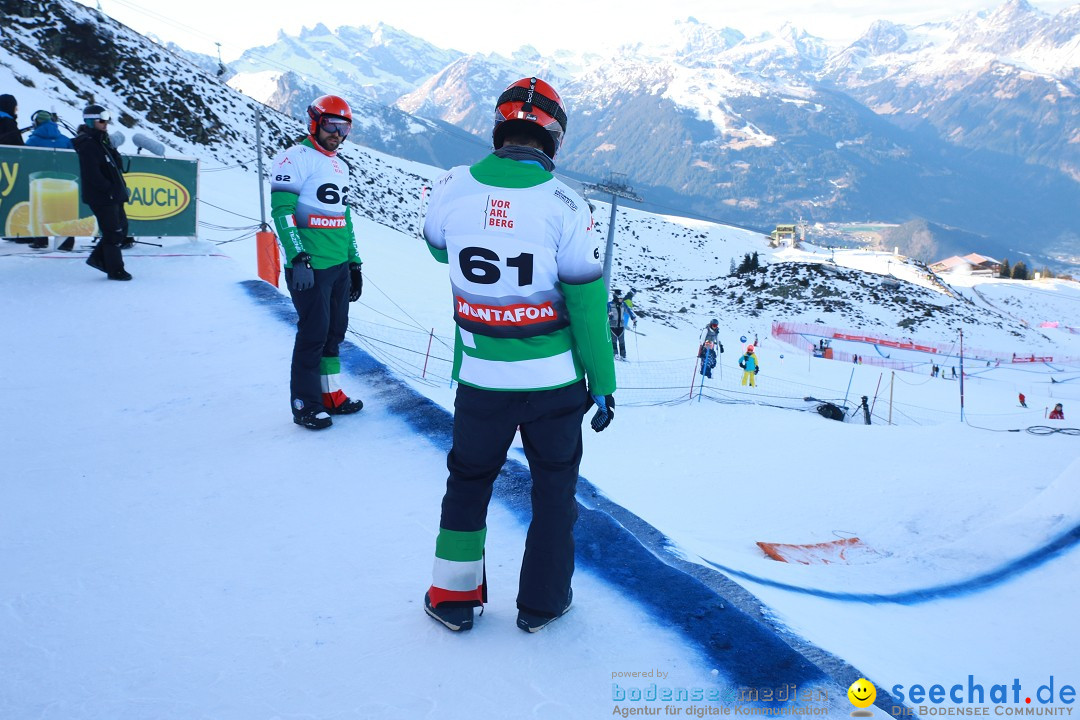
426, 241, 448, 264
270, 190, 304, 264
346, 205, 361, 264
562, 278, 616, 396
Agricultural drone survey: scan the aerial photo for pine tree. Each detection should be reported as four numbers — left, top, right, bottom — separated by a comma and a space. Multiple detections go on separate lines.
750, 251, 760, 272
999, 258, 1011, 278
729, 258, 737, 275
1012, 261, 1029, 280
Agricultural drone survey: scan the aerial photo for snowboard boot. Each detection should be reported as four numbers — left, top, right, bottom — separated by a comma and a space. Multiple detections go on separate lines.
293, 408, 332, 430
86, 254, 106, 273
424, 592, 474, 632
326, 397, 364, 415
107, 270, 133, 281
517, 589, 572, 633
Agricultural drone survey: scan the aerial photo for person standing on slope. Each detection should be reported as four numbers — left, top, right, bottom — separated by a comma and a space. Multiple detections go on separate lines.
422, 77, 616, 634
74, 104, 131, 281
0, 94, 24, 146
608, 288, 637, 360
270, 95, 364, 430
739, 344, 759, 387
699, 318, 724, 379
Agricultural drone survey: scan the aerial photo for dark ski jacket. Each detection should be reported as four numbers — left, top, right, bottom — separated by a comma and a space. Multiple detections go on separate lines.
73, 125, 128, 206
26, 120, 73, 149
0, 110, 23, 146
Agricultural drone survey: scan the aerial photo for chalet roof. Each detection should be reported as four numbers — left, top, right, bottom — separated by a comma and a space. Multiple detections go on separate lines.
962, 253, 1001, 265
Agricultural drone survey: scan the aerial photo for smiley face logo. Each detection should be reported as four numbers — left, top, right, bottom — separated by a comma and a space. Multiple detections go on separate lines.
848, 678, 876, 713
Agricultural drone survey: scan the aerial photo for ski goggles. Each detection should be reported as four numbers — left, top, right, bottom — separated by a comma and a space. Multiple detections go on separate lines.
85, 110, 112, 123
318, 116, 351, 138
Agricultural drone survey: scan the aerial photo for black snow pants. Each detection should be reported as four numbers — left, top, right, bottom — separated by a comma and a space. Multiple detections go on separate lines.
87, 203, 128, 275
439, 380, 590, 616
286, 262, 349, 416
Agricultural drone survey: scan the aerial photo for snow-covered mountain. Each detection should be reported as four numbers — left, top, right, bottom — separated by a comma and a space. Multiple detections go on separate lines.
822, 0, 1080, 183
224, 4, 1080, 272
229, 22, 464, 105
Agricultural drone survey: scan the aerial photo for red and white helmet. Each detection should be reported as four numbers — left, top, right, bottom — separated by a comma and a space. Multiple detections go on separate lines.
307, 95, 352, 136
492, 77, 567, 159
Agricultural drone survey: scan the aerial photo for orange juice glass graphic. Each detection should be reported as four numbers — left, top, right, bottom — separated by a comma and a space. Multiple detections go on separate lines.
29, 171, 80, 235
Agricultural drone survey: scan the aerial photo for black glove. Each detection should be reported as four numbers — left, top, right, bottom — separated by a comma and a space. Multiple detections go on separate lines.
348, 262, 363, 302
590, 393, 615, 432
755, 368, 760, 374
288, 253, 314, 292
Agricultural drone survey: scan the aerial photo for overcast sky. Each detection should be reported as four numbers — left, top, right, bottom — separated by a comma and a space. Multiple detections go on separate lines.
76, 0, 1076, 60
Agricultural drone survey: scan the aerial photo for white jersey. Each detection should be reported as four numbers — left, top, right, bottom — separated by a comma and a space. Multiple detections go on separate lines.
269, 138, 359, 268
423, 154, 607, 391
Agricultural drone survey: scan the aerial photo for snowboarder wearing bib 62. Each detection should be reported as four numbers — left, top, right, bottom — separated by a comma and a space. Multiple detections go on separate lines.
270, 95, 365, 430
422, 77, 616, 633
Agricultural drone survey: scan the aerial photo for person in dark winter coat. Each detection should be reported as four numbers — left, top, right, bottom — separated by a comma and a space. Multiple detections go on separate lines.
0, 94, 24, 146
608, 288, 637, 360
25, 110, 72, 149
699, 318, 724, 378
73, 104, 132, 281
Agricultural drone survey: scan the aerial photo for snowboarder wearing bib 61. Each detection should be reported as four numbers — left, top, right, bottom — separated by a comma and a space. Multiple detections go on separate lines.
422, 77, 616, 633
270, 95, 365, 430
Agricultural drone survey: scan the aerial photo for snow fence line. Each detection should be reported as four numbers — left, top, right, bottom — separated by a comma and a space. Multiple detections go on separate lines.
240, 279, 914, 718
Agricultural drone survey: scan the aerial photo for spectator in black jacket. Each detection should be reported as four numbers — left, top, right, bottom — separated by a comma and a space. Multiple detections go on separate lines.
1, 94, 26, 246
0, 94, 24, 146
73, 104, 131, 281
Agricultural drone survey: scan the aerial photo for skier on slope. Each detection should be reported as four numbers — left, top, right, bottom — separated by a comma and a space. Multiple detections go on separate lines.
608, 288, 637, 360
421, 77, 616, 634
270, 95, 364, 430
739, 344, 760, 387
698, 318, 724, 379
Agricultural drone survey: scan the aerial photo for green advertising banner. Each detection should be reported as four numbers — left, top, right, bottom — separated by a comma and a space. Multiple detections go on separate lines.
0, 145, 198, 238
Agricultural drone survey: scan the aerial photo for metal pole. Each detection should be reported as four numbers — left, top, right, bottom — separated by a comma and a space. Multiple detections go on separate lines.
842, 367, 855, 408
870, 372, 883, 416
889, 371, 894, 426
422, 328, 434, 379
255, 106, 268, 231
602, 194, 618, 292
959, 328, 965, 422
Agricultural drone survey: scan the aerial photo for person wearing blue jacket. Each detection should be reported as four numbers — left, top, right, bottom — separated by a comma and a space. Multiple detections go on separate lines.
25, 110, 73, 149
739, 344, 760, 387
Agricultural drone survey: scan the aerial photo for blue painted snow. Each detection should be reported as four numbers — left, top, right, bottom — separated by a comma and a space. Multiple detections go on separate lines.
242, 279, 824, 688
701, 521, 1080, 605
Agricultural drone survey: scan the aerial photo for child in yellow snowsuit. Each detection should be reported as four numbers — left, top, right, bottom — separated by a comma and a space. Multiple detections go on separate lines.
739, 345, 759, 387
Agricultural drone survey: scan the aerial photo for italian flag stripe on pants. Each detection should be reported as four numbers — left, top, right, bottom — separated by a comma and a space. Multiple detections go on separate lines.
429, 527, 486, 607
320, 356, 348, 410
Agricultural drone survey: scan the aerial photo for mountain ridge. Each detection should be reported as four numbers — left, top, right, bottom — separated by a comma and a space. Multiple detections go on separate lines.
222, 2, 1080, 271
